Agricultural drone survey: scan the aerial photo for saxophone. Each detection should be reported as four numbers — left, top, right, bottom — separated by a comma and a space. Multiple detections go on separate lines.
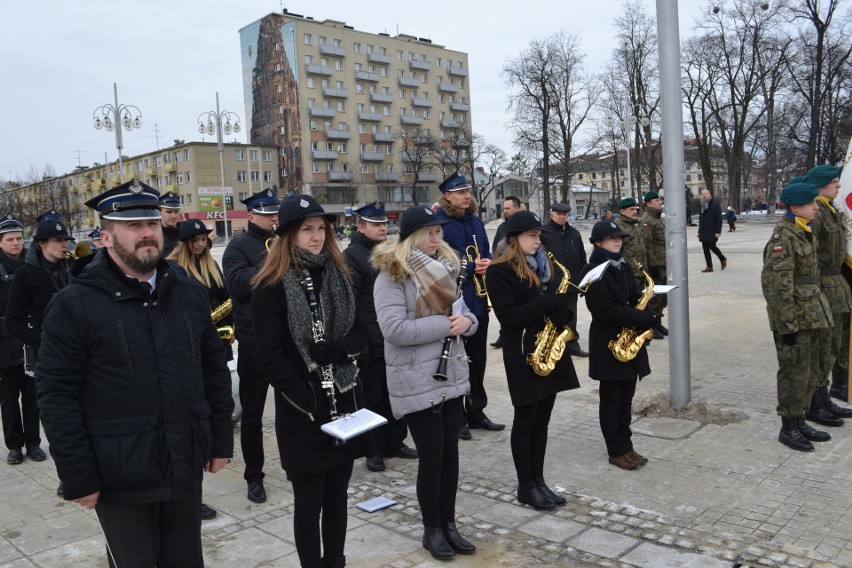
608, 264, 655, 362
526, 250, 576, 377
211, 299, 234, 341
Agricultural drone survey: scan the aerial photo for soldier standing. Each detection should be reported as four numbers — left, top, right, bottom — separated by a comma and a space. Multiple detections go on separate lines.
159, 191, 182, 258
641, 191, 668, 338
761, 182, 834, 451
616, 197, 656, 338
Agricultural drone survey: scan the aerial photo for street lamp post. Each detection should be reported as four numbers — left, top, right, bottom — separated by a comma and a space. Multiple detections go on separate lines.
92, 83, 142, 184
606, 103, 650, 199
197, 92, 242, 245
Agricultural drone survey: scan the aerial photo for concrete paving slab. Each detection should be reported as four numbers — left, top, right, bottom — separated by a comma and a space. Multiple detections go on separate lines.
632, 416, 703, 439
2, 514, 99, 556
345, 523, 422, 565
622, 542, 731, 567
569, 526, 639, 559
0, 537, 22, 565
471, 499, 541, 527
203, 526, 295, 566
517, 514, 586, 542
28, 535, 109, 568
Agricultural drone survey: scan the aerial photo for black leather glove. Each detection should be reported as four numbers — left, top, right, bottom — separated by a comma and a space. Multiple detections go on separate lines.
644, 312, 657, 329
309, 340, 346, 366
782, 333, 797, 347
549, 306, 574, 327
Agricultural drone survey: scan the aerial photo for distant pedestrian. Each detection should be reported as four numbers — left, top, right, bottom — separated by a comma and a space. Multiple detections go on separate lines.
725, 206, 737, 232
698, 189, 727, 272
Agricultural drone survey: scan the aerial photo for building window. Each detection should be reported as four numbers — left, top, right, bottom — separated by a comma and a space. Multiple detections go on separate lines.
355, 83, 363, 94
304, 33, 312, 45
319, 36, 327, 46
305, 55, 313, 65
354, 42, 361, 53
176, 173, 184, 184
335, 60, 343, 71
235, 150, 245, 160
185, 171, 191, 183
397, 50, 403, 60
264, 171, 273, 182
360, 164, 368, 174
337, 101, 345, 112
276, 83, 283, 93
251, 171, 260, 182
337, 143, 348, 153
358, 123, 366, 133
310, 120, 318, 131
249, 150, 258, 161
236, 171, 247, 182
312, 162, 320, 173
263, 150, 272, 161
306, 77, 314, 88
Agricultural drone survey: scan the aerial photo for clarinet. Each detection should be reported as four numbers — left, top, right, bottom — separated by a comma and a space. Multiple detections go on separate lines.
434, 258, 470, 381
302, 270, 347, 446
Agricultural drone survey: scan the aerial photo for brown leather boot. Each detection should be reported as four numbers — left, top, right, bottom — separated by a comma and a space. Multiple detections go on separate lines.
701, 266, 714, 273
627, 450, 648, 466
608, 453, 639, 470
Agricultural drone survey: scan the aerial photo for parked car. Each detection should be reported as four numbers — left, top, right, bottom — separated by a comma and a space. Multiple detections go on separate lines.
386, 222, 400, 234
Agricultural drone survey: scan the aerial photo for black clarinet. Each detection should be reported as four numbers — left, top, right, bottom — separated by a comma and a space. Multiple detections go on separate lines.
434, 259, 470, 381
302, 270, 346, 446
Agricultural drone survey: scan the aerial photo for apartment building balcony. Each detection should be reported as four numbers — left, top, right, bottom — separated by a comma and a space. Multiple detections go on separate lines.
322, 87, 349, 99
163, 163, 176, 173
311, 150, 339, 160
368, 53, 391, 65
398, 77, 421, 89
357, 111, 382, 122
309, 107, 337, 118
408, 60, 431, 71
373, 132, 397, 142
319, 45, 347, 57
370, 93, 394, 104
328, 171, 354, 182
450, 102, 470, 112
441, 118, 461, 129
451, 135, 472, 147
144, 167, 156, 176
447, 67, 468, 77
165, 184, 175, 193
438, 82, 458, 93
325, 129, 352, 140
305, 64, 333, 76
416, 172, 439, 182
360, 152, 386, 162
400, 115, 423, 126
413, 133, 436, 145
355, 71, 380, 82
412, 97, 432, 108
376, 172, 399, 182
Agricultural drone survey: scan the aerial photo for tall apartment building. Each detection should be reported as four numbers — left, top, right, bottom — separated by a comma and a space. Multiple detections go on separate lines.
239, 10, 472, 221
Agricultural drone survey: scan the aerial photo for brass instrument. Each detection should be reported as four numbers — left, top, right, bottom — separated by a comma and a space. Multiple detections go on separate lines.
64, 251, 76, 261
434, 259, 471, 381
608, 264, 655, 362
211, 299, 235, 341
465, 235, 492, 310
526, 250, 575, 377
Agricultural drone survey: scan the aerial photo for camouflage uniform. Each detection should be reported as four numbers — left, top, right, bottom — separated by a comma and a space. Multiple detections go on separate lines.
616, 215, 649, 292
641, 206, 667, 321
812, 198, 852, 389
762, 218, 833, 417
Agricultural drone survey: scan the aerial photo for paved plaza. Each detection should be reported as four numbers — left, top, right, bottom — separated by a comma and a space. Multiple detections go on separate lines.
2, 218, 852, 567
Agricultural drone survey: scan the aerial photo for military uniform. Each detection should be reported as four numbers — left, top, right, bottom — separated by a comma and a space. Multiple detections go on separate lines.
641, 199, 666, 327
616, 214, 648, 292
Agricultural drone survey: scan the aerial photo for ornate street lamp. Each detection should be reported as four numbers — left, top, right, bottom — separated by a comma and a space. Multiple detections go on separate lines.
92, 83, 142, 184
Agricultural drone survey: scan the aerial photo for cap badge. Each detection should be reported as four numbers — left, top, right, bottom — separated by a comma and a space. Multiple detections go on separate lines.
4, 215, 11, 221
424, 207, 433, 216
55, 223, 62, 231
300, 199, 309, 208
610, 222, 617, 228
129, 179, 143, 194
194, 222, 201, 229
267, 189, 274, 197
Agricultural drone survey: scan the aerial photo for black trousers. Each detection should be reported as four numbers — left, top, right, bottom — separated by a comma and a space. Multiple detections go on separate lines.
237, 339, 268, 483
463, 312, 489, 422
289, 461, 354, 568
510, 394, 556, 485
405, 396, 463, 527
359, 356, 407, 456
0, 364, 40, 450
598, 380, 637, 457
96, 479, 203, 568
701, 240, 726, 268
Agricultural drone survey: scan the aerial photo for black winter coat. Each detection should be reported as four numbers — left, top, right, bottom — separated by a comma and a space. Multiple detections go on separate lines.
0, 250, 25, 367
161, 224, 180, 260
222, 222, 273, 342
343, 231, 383, 359
540, 220, 587, 294
487, 261, 580, 406
580, 249, 654, 382
252, 266, 372, 475
5, 245, 70, 351
698, 199, 723, 242
35, 251, 234, 503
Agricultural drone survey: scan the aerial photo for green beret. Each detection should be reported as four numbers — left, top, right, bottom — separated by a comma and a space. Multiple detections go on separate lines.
617, 197, 638, 209
804, 165, 842, 188
643, 191, 659, 202
780, 182, 819, 206
788, 175, 806, 185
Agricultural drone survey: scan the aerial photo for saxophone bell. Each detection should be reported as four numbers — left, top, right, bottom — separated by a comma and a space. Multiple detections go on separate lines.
608, 263, 655, 362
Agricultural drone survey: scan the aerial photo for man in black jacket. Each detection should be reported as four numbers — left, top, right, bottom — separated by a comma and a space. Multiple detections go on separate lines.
540, 202, 589, 357
159, 191, 181, 258
36, 179, 233, 568
698, 188, 727, 272
344, 202, 417, 472
222, 187, 279, 504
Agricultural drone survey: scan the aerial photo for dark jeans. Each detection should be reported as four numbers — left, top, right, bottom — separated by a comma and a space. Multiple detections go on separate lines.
405, 396, 464, 527
237, 339, 269, 483
0, 364, 40, 450
701, 239, 726, 268
359, 356, 408, 455
511, 394, 556, 485
97, 479, 203, 568
598, 380, 637, 457
289, 461, 354, 568
463, 312, 489, 422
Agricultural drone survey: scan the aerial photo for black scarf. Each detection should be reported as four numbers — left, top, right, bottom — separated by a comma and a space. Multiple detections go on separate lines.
282, 248, 358, 392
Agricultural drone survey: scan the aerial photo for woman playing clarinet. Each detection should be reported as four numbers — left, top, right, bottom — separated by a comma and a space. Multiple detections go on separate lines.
372, 205, 478, 561
485, 211, 580, 511
251, 195, 370, 568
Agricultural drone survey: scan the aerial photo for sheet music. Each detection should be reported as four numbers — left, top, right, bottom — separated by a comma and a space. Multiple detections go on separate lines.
577, 261, 611, 288
320, 408, 388, 442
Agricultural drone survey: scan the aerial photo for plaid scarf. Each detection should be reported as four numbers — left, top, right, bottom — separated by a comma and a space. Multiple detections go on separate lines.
407, 248, 458, 318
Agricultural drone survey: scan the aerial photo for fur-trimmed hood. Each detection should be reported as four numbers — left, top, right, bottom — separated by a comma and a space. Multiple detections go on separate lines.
370, 241, 409, 283
438, 195, 479, 219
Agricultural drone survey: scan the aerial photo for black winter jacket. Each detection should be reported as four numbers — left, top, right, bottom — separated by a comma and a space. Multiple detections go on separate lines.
580, 249, 654, 382
0, 250, 25, 367
540, 220, 587, 294
698, 198, 723, 242
222, 222, 273, 342
161, 224, 180, 259
486, 261, 580, 406
35, 251, 234, 503
343, 231, 384, 359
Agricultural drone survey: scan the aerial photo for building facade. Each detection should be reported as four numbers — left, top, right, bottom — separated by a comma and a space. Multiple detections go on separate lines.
239, 10, 473, 221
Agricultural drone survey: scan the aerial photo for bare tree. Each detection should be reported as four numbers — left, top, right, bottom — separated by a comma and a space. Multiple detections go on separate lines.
399, 129, 441, 205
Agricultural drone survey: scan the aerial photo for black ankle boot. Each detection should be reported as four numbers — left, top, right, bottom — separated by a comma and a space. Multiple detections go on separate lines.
517, 481, 556, 510
322, 556, 346, 568
829, 368, 848, 402
805, 390, 844, 426
779, 417, 814, 451
422, 526, 455, 560
819, 386, 852, 417
441, 521, 476, 554
795, 416, 831, 442
534, 477, 566, 506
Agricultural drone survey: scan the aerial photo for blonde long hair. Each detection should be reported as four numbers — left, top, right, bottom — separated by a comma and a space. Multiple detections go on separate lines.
376, 225, 461, 278
492, 236, 548, 288
251, 219, 349, 289
167, 237, 223, 288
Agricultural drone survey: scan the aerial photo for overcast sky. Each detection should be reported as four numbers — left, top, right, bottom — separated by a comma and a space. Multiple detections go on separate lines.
1, 0, 708, 182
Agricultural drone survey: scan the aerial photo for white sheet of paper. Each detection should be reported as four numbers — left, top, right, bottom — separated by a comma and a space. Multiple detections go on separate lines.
647, 285, 678, 295
577, 261, 611, 288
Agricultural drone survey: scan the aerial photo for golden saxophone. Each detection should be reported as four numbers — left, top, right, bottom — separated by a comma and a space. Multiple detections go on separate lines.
608, 263, 655, 362
465, 235, 492, 310
527, 250, 575, 377
211, 298, 234, 341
